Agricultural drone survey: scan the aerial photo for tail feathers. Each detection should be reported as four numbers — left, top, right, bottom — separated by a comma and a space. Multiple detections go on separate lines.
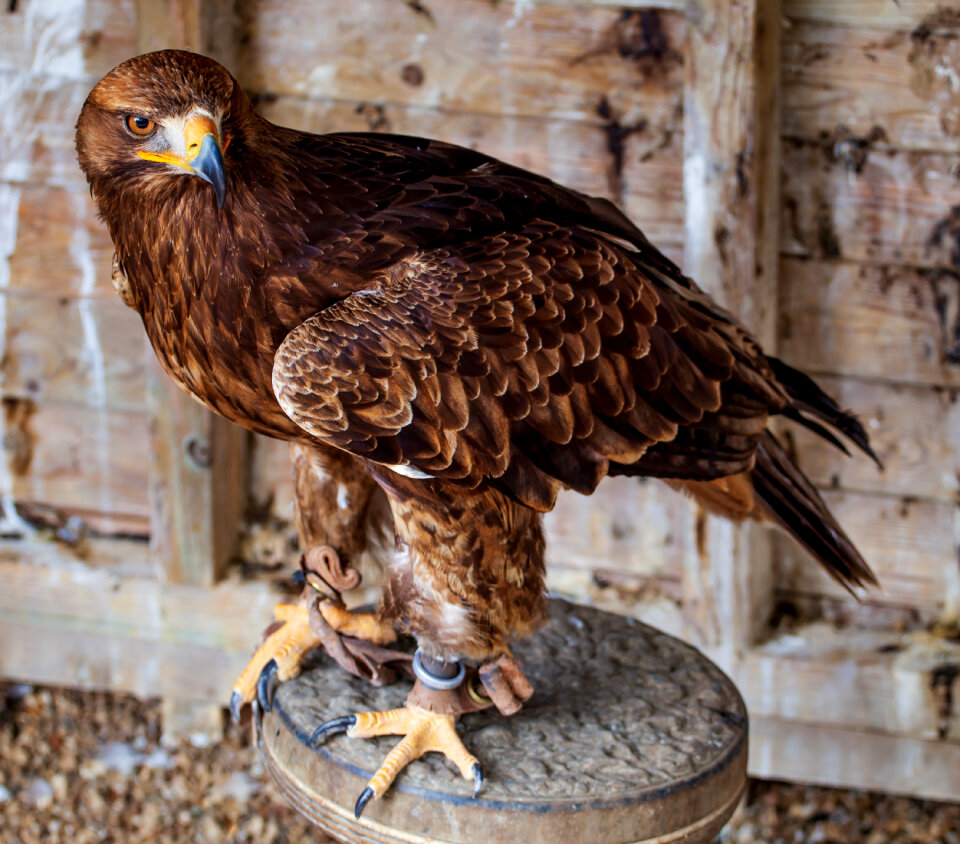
768, 356, 883, 469
752, 431, 878, 592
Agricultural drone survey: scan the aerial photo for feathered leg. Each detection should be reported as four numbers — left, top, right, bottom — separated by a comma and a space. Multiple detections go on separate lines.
311, 481, 543, 817
230, 444, 396, 720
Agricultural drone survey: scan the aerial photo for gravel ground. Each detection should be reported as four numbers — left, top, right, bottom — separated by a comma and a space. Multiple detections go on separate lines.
1, 683, 957, 843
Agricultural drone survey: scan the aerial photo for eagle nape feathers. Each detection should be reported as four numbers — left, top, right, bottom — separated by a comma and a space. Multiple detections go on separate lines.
76, 49, 880, 812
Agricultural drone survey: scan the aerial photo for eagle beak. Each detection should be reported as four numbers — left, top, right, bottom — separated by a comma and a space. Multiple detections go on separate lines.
137, 114, 227, 208
189, 132, 227, 209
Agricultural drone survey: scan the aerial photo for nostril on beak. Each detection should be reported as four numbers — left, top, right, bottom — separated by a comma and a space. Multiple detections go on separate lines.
188, 142, 199, 157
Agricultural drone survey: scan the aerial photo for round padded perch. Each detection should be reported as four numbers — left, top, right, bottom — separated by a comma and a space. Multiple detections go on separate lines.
259, 599, 747, 844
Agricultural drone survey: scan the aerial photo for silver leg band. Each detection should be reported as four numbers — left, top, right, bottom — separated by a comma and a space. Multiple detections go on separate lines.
412, 650, 465, 690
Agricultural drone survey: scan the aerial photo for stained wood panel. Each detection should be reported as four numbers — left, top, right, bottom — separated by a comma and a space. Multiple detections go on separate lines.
0, 0, 136, 78
779, 257, 960, 388
784, 375, 960, 500
2, 292, 145, 410
781, 139, 960, 269
545, 478, 687, 576
774, 491, 960, 620
239, 1, 685, 127
9, 401, 151, 531
749, 716, 960, 803
4, 187, 117, 297
784, 1, 952, 30
736, 623, 960, 741
782, 19, 960, 153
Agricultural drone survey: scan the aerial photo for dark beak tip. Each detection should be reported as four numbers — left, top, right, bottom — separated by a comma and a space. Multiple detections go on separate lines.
191, 133, 227, 209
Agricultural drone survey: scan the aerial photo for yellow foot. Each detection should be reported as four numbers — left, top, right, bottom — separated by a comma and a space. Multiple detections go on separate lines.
229, 599, 397, 721
230, 601, 319, 721
312, 705, 483, 818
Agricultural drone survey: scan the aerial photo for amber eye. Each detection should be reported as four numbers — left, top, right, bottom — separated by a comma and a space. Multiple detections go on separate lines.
125, 115, 156, 136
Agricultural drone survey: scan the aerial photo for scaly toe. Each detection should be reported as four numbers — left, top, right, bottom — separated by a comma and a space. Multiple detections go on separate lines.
332, 705, 481, 814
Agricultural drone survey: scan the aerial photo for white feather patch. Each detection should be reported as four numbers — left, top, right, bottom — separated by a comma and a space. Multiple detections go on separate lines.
386, 463, 434, 480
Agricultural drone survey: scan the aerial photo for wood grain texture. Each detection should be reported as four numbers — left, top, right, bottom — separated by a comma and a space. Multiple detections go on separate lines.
781, 139, 960, 269
779, 257, 960, 388
0, 0, 136, 79
774, 491, 960, 623
782, 18, 960, 153
734, 622, 960, 741
4, 187, 117, 296
681, 0, 781, 651
238, 1, 685, 126
749, 715, 960, 803
783, 1, 951, 30
784, 375, 960, 501
2, 291, 145, 411
7, 400, 150, 533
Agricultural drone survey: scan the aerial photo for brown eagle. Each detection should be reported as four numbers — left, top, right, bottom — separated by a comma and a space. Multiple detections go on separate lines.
77, 50, 878, 816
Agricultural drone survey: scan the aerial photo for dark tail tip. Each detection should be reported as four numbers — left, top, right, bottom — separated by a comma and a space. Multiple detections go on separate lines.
768, 356, 884, 470
752, 431, 878, 593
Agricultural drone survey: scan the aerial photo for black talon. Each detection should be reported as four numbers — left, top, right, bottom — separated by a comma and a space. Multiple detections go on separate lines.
472, 762, 484, 798
229, 691, 244, 724
354, 786, 374, 819
292, 569, 305, 586
310, 714, 357, 747
257, 659, 278, 712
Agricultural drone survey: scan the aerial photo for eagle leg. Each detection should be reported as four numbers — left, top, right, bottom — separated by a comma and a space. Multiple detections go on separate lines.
229, 594, 398, 722
313, 702, 483, 819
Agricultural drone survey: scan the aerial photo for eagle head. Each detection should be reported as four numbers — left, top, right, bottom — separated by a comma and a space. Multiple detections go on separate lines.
76, 50, 247, 212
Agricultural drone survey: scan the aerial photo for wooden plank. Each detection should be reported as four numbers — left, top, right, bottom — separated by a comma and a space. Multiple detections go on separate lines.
545, 478, 688, 577
681, 0, 781, 652
749, 716, 960, 803
239, 1, 685, 127
137, 0, 248, 588
0, 534, 151, 577
781, 139, 960, 269
782, 19, 960, 154
7, 400, 150, 530
148, 364, 248, 587
779, 257, 960, 388
0, 0, 136, 79
733, 622, 960, 741
258, 95, 686, 257
774, 491, 960, 623
2, 291, 146, 411
785, 375, 960, 500
0, 556, 281, 701
784, 1, 950, 31
0, 75, 96, 186
5, 186, 117, 297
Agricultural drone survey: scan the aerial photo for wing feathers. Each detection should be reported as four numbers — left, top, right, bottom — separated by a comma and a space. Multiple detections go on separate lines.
273, 224, 790, 511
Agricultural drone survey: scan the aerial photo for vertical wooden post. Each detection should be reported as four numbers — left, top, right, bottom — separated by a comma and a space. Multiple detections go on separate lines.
136, 0, 246, 589
681, 0, 781, 656
136, 0, 247, 739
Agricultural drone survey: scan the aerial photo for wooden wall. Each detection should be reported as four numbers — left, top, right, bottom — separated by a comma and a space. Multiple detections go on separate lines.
0, 0, 959, 798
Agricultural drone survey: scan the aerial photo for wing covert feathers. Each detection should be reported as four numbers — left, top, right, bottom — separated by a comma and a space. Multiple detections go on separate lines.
273, 223, 782, 511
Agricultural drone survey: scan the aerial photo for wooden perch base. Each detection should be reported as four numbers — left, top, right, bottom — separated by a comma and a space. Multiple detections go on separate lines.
258, 599, 747, 844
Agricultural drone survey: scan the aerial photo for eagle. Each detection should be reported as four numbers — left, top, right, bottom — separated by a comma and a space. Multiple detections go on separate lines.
76, 50, 879, 817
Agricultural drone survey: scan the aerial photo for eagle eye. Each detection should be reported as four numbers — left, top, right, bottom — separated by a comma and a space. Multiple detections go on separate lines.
125, 115, 156, 137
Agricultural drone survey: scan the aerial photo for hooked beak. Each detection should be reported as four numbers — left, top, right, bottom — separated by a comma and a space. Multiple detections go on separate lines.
137, 115, 227, 209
